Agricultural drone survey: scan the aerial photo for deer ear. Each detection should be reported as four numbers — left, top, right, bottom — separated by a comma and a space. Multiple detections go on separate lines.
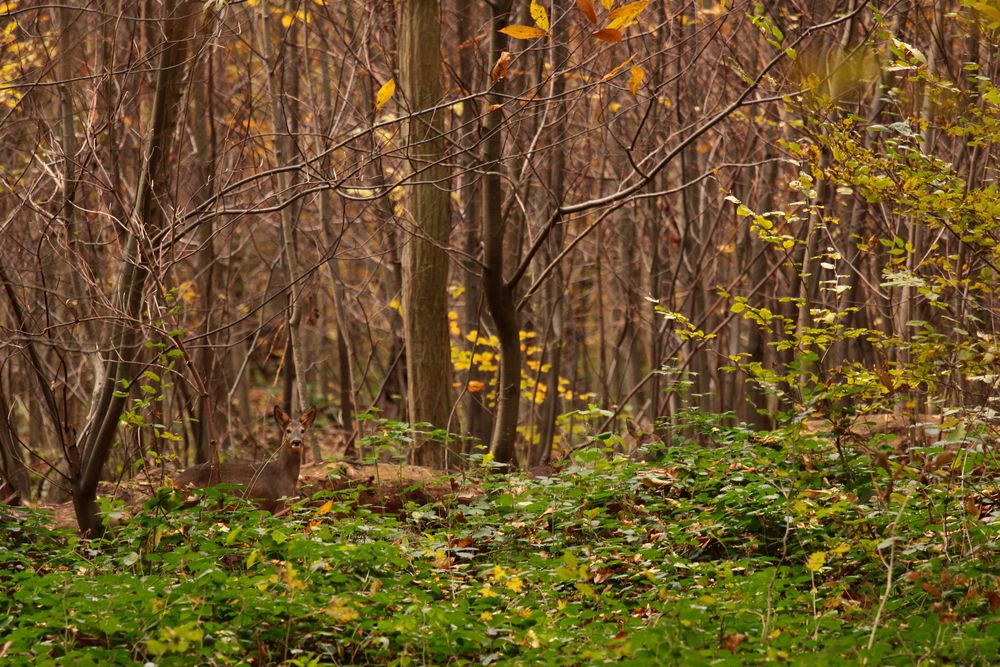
301, 406, 317, 428
274, 405, 290, 428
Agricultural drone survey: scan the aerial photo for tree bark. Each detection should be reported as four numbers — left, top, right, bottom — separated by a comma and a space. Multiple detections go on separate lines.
397, 0, 456, 468
71, 0, 199, 536
482, 1, 519, 468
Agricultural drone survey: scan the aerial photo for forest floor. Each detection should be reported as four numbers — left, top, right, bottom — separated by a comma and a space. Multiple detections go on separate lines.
2, 415, 999, 665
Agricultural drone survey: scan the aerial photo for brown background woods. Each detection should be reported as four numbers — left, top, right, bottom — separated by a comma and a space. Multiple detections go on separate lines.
1, 1, 997, 532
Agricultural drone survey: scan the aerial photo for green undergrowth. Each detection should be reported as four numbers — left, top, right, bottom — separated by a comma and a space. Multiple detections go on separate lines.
1, 424, 998, 665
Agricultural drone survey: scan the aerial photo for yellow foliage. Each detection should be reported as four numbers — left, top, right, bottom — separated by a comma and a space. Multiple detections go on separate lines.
628, 66, 645, 95
499, 25, 547, 40
325, 597, 359, 623
530, 0, 549, 31
805, 551, 826, 573
375, 78, 395, 111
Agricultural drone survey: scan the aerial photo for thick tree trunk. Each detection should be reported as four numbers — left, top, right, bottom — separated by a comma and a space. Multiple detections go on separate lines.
397, 0, 456, 468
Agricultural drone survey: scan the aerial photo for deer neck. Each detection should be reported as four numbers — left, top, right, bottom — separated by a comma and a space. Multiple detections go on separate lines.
276, 444, 302, 479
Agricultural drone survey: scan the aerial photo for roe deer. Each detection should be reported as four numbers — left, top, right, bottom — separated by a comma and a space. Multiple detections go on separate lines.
175, 405, 317, 512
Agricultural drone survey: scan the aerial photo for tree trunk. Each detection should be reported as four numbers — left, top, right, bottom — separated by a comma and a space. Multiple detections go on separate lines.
397, 0, 456, 468
482, 1, 519, 468
72, 0, 199, 536
458, 0, 492, 450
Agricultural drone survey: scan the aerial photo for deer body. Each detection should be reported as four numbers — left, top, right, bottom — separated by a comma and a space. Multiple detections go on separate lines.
175, 406, 316, 512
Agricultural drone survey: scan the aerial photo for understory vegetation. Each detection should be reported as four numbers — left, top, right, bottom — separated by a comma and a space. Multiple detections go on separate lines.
3, 417, 997, 665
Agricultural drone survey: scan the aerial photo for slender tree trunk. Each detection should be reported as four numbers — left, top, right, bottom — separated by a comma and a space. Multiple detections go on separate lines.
72, 0, 199, 536
0, 381, 30, 502
533, 8, 569, 466
458, 0, 492, 450
256, 3, 311, 440
482, 1, 519, 468
190, 52, 222, 464
318, 48, 356, 450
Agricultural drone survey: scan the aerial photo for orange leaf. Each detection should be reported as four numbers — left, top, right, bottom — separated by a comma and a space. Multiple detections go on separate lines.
576, 0, 598, 23
491, 51, 512, 84
499, 24, 547, 39
592, 28, 623, 43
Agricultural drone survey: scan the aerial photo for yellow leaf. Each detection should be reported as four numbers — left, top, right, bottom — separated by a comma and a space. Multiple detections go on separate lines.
375, 78, 395, 111
177, 280, 198, 303
805, 551, 826, 573
628, 65, 644, 94
467, 380, 486, 393
499, 24, 547, 39
607, 0, 649, 30
530, 0, 549, 31
608, 102, 621, 112
600, 0, 614, 9
280, 13, 293, 28
389, 297, 402, 313
325, 597, 359, 623
602, 55, 635, 81
315, 500, 334, 516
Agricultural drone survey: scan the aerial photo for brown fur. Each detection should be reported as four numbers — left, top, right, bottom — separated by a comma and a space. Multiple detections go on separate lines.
175, 406, 317, 512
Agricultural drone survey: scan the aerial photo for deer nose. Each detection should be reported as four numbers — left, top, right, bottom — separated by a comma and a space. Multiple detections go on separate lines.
290, 436, 302, 446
